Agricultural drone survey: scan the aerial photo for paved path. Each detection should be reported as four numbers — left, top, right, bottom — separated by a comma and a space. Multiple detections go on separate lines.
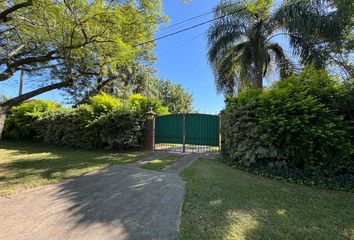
163, 153, 198, 174
0, 153, 199, 240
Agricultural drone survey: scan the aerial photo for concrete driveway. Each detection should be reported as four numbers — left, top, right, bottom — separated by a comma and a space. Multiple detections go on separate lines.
0, 154, 198, 240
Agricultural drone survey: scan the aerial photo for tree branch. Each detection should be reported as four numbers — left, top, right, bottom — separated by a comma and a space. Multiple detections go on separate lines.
0, 51, 59, 81
0, 81, 71, 109
0, 0, 33, 22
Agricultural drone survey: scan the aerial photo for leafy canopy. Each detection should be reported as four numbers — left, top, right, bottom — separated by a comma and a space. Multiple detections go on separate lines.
208, 0, 352, 94
0, 0, 165, 110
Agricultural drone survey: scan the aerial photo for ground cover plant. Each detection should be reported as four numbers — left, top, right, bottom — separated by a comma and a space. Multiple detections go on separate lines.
0, 141, 147, 196
178, 159, 354, 240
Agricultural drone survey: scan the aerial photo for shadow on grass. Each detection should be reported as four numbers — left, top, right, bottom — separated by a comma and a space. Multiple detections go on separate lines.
0, 140, 146, 195
178, 159, 354, 240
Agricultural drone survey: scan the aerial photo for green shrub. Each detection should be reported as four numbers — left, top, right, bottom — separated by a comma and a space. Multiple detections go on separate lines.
89, 92, 120, 114
36, 106, 145, 149
4, 100, 60, 139
127, 93, 169, 115
223, 91, 278, 166
223, 67, 353, 174
90, 110, 145, 149
36, 105, 95, 148
4, 93, 170, 150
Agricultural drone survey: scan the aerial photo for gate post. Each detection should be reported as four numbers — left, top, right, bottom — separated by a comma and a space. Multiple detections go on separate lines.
143, 111, 156, 151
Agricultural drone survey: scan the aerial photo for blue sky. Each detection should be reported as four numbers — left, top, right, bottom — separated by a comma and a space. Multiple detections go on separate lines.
0, 0, 285, 114
154, 0, 223, 114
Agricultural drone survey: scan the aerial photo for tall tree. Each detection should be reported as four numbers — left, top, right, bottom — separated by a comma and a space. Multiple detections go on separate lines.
208, 0, 351, 94
0, 0, 165, 137
155, 79, 193, 113
66, 62, 194, 113
208, 0, 293, 94
276, 0, 353, 80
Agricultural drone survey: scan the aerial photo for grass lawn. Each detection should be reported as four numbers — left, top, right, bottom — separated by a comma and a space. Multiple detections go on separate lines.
140, 154, 182, 171
0, 141, 147, 196
179, 159, 354, 240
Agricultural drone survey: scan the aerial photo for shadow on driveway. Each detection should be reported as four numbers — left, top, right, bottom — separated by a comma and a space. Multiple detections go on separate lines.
0, 165, 185, 240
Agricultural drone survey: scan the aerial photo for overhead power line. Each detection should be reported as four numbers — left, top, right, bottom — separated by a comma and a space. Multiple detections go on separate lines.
156, 10, 214, 33
136, 18, 218, 47
135, 6, 246, 47
156, 1, 243, 34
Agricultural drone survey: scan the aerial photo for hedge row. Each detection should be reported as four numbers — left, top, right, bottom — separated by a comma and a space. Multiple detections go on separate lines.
4, 93, 168, 149
222, 67, 354, 190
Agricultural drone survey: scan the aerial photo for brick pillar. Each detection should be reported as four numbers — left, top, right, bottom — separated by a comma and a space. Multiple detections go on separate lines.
143, 111, 156, 151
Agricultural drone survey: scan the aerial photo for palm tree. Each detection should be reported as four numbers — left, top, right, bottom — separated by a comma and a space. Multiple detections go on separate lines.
276, 0, 353, 79
208, 0, 293, 94
208, 0, 350, 94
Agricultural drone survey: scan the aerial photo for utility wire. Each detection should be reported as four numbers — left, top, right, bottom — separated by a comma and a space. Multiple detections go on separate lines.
155, 32, 205, 52
156, 1, 244, 34
157, 10, 214, 33
135, 6, 245, 47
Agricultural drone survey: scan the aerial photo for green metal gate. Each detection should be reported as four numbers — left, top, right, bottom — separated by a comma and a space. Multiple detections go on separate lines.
155, 114, 220, 152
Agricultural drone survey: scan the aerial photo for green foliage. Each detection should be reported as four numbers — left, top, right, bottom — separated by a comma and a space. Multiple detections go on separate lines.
156, 80, 193, 113
71, 63, 194, 114
208, 0, 293, 93
4, 100, 60, 139
36, 105, 95, 148
257, 70, 351, 172
223, 68, 353, 175
36, 107, 144, 149
92, 110, 145, 149
0, 0, 166, 125
208, 0, 352, 94
223, 96, 277, 167
89, 92, 120, 114
128, 93, 169, 115
4, 93, 170, 150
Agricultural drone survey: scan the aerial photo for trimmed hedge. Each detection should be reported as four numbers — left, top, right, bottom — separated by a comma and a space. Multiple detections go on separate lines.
222, 67, 353, 190
36, 107, 144, 149
4, 93, 168, 150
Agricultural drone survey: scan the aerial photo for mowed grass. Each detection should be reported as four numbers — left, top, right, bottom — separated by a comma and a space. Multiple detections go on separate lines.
179, 159, 354, 240
140, 154, 182, 171
0, 141, 147, 196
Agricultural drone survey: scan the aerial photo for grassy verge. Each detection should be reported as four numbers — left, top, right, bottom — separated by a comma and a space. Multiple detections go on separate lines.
179, 159, 354, 240
140, 154, 182, 171
0, 141, 147, 196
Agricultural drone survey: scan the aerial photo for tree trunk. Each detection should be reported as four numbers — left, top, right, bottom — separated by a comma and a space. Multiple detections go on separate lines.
0, 81, 69, 109
254, 67, 263, 89
0, 106, 8, 140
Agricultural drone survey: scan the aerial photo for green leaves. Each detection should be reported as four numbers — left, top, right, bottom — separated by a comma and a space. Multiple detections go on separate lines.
208, 0, 292, 93
223, 67, 353, 174
4, 100, 61, 139
89, 92, 121, 114
0, 0, 165, 98
128, 93, 169, 115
